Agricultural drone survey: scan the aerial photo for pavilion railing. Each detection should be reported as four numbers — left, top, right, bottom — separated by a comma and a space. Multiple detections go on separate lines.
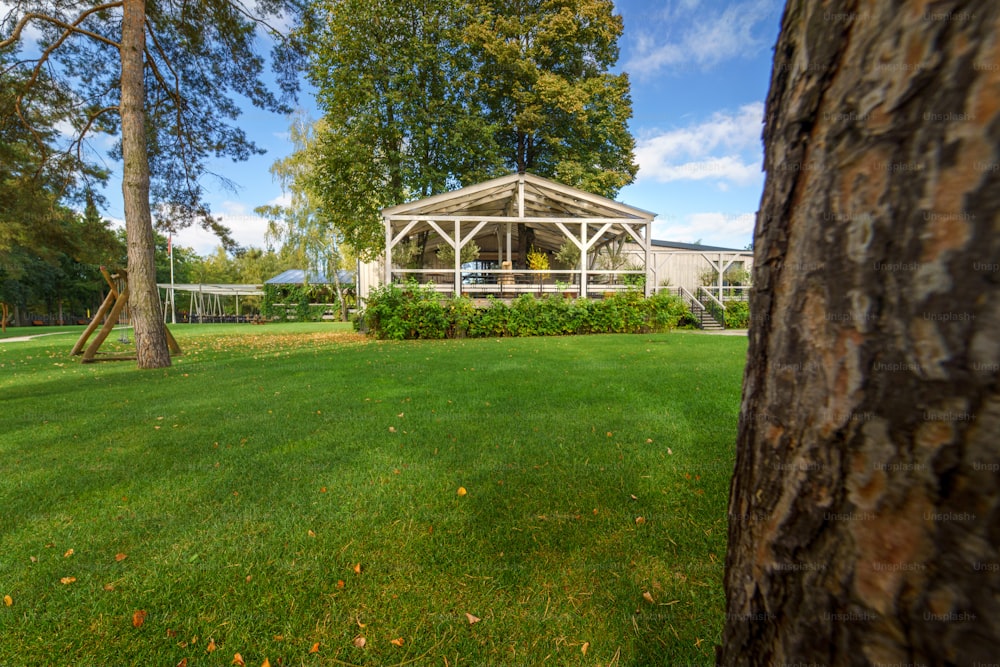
389, 268, 646, 296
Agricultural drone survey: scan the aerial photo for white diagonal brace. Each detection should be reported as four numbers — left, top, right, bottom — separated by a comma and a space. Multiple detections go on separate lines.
427, 220, 456, 248
388, 219, 420, 249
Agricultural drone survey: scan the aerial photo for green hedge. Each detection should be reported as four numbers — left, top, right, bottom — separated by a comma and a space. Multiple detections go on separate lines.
724, 300, 750, 328
358, 283, 696, 340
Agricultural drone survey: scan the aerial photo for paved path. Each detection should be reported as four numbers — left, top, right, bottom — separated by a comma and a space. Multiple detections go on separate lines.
1, 331, 78, 343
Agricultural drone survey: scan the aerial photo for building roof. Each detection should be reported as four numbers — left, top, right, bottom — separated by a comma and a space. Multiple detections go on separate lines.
651, 239, 752, 253
265, 269, 355, 285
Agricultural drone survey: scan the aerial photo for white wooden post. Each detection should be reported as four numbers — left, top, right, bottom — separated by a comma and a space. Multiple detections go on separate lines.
454, 220, 461, 295
580, 223, 589, 298
384, 216, 392, 286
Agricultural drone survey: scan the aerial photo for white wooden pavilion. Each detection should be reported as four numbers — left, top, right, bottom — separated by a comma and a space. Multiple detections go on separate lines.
371, 172, 656, 299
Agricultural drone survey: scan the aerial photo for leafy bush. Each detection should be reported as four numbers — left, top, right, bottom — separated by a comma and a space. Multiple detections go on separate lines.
724, 300, 751, 329
360, 288, 694, 340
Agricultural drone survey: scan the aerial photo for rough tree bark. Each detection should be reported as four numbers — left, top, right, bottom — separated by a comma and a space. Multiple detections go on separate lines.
720, 1, 999, 665
121, 0, 170, 368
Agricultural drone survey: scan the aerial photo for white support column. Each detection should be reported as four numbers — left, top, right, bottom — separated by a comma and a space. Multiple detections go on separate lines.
580, 223, 589, 298
454, 220, 461, 295
384, 216, 393, 286
644, 222, 652, 297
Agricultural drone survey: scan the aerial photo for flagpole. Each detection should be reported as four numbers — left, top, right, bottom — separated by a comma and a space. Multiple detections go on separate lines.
169, 232, 176, 324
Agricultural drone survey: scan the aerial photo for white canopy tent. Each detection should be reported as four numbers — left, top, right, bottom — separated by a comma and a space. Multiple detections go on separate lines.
158, 283, 264, 323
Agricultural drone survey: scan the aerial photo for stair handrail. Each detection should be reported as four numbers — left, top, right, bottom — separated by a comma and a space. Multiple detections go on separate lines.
677, 286, 706, 311
697, 286, 726, 311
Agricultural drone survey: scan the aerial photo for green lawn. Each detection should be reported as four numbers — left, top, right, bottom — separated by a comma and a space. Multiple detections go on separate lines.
0, 323, 746, 666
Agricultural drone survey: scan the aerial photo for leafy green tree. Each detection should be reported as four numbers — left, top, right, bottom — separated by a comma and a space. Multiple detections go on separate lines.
301, 0, 635, 259
1, 0, 302, 367
300, 0, 499, 258
464, 0, 637, 197
256, 113, 356, 319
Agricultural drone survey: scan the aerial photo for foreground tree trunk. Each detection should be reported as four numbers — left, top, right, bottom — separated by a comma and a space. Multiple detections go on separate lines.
121, 0, 170, 368
720, 1, 1000, 664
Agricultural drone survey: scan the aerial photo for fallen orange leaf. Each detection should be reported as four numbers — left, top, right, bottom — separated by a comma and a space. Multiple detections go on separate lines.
3, 595, 12, 606
642, 591, 655, 604
176, 659, 188, 667
132, 610, 147, 628
353, 563, 362, 575
635, 516, 646, 525
320, 487, 327, 493
60, 577, 76, 585
581, 641, 590, 655
390, 637, 405, 647
207, 638, 217, 653
262, 659, 271, 667
308, 529, 316, 537
457, 486, 467, 496
115, 553, 128, 562
232, 653, 245, 666
465, 613, 481, 625
63, 548, 74, 558
309, 642, 320, 654
336, 580, 345, 589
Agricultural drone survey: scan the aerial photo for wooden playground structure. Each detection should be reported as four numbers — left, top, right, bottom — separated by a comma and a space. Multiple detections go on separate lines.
71, 267, 181, 363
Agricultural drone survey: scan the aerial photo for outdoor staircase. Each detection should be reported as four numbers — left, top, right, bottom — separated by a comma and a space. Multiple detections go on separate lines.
697, 308, 725, 331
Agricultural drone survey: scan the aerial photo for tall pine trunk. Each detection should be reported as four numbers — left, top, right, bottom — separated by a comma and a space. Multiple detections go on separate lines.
121, 0, 170, 368
720, 1, 1000, 664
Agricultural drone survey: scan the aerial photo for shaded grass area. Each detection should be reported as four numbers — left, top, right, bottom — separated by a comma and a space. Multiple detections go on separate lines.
0, 323, 746, 665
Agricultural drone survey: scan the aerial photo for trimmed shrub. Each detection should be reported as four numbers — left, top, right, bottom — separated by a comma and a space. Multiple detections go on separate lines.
724, 301, 751, 329
360, 287, 695, 340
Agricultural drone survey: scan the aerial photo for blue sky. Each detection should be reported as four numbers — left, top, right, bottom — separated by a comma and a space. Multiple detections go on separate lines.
117, 0, 785, 256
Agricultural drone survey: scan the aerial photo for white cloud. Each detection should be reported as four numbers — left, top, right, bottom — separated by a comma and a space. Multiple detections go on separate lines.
635, 102, 764, 187
625, 0, 780, 77
654, 211, 756, 248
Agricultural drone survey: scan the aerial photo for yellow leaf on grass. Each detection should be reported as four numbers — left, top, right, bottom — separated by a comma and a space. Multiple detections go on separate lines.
581, 641, 590, 655
309, 642, 320, 653
642, 591, 655, 604
60, 577, 76, 585
103, 583, 115, 591
262, 658, 272, 667
206, 638, 217, 653
353, 563, 362, 575
635, 516, 646, 525
308, 530, 316, 537
465, 613, 481, 625
457, 486, 467, 496
63, 549, 74, 558
3, 595, 12, 606
176, 659, 188, 667
232, 653, 245, 666
115, 553, 128, 562
390, 637, 405, 647
388, 426, 396, 433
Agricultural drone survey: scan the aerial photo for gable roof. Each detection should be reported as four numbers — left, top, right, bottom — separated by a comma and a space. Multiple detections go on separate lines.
382, 172, 656, 221
652, 240, 752, 253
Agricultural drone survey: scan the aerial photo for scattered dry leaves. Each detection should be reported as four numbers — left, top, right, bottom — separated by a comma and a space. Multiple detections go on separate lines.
132, 610, 147, 628
60, 577, 76, 585
465, 613, 481, 625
